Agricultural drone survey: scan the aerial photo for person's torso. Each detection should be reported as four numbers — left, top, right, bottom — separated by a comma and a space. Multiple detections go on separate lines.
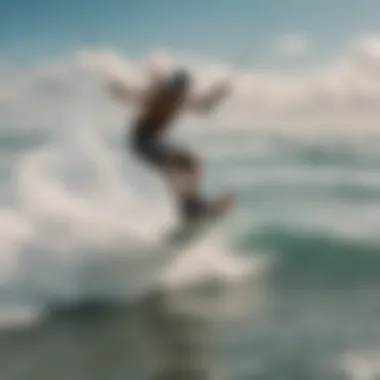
135, 89, 187, 135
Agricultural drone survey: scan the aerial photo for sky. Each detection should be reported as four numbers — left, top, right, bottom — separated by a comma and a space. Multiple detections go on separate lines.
3, 0, 380, 132
2, 0, 380, 68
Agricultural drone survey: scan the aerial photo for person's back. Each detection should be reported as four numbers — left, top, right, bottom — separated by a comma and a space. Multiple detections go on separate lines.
108, 66, 233, 224
134, 70, 189, 135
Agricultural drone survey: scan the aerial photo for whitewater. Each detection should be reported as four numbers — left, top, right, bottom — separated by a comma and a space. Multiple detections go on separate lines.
2, 46, 380, 379
0, 50, 265, 327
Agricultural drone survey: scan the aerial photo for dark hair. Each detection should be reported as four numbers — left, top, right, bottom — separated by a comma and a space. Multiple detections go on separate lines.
167, 68, 191, 90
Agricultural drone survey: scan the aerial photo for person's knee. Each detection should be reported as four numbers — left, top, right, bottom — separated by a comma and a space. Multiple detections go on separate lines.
167, 151, 200, 172
180, 154, 199, 171
181, 195, 205, 220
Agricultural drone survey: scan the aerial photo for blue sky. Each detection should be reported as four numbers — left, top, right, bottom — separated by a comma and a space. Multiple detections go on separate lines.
1, 0, 380, 67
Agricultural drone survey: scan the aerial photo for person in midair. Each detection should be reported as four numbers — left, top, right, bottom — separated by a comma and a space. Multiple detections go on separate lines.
107, 64, 233, 226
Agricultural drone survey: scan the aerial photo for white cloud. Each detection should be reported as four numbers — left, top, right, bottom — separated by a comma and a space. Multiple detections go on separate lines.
274, 33, 309, 58
2, 37, 380, 132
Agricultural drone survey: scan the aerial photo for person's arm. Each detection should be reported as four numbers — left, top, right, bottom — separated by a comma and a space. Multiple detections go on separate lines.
107, 79, 146, 106
187, 80, 232, 113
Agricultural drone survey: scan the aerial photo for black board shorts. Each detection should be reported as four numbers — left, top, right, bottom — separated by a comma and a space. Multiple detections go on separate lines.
130, 123, 205, 220
130, 125, 195, 171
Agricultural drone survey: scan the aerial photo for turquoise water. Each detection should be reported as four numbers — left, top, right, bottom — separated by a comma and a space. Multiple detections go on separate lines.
1, 128, 380, 379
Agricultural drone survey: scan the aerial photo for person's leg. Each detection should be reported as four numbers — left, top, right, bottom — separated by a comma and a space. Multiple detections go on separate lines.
158, 145, 207, 223
160, 145, 235, 220
131, 131, 208, 223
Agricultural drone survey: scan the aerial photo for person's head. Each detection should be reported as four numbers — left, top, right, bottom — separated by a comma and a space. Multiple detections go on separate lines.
164, 68, 192, 94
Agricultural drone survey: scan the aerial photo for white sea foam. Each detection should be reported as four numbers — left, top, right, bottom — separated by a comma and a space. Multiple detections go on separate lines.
0, 55, 262, 313
339, 350, 380, 380
5, 39, 380, 315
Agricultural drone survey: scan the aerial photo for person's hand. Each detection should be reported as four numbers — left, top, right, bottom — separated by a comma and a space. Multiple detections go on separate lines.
145, 57, 168, 83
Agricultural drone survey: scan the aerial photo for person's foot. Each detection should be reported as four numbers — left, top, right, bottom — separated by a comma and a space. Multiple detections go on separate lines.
207, 193, 235, 218
179, 193, 234, 226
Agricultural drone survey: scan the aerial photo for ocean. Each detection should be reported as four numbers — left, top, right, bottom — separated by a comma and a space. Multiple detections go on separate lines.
2, 54, 380, 380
